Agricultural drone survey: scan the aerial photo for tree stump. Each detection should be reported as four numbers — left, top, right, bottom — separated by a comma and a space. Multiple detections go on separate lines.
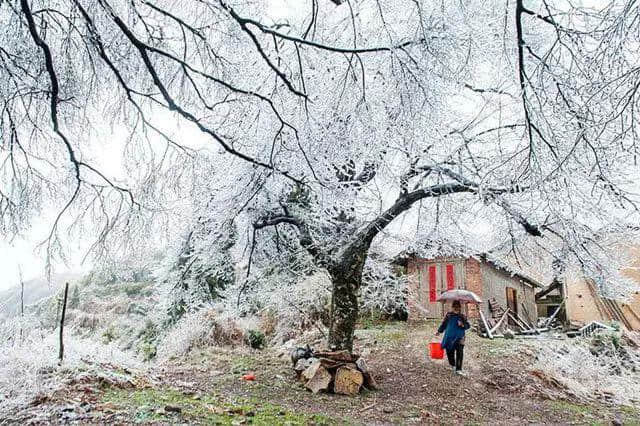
334, 366, 363, 396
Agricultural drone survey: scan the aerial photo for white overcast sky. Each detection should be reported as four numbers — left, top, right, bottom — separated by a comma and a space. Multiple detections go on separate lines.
0, 0, 309, 292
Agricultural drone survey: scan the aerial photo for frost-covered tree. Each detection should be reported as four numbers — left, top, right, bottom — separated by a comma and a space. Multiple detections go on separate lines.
2, 1, 640, 350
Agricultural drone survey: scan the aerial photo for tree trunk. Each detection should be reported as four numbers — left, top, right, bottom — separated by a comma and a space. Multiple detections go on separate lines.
328, 247, 367, 352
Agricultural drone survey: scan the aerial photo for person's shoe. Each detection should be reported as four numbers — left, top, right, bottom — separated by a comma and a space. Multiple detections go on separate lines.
455, 369, 468, 376
452, 365, 456, 372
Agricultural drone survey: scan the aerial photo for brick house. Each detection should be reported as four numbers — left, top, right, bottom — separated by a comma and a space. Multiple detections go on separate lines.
399, 254, 542, 322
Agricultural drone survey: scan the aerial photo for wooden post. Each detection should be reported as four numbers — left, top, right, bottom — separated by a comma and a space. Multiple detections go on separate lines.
479, 309, 493, 339
544, 299, 565, 328
58, 282, 69, 364
19, 266, 24, 344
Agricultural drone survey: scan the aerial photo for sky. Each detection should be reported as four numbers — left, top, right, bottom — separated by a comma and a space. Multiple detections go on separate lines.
0, 226, 88, 291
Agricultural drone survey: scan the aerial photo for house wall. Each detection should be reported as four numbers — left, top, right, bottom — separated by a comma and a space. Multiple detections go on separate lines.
564, 274, 609, 325
620, 246, 640, 330
479, 262, 538, 324
564, 245, 640, 330
464, 258, 483, 319
407, 257, 466, 321
407, 256, 539, 323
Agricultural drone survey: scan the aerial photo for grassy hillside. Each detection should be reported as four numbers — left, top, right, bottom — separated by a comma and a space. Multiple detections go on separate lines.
0, 272, 82, 320
2, 273, 163, 361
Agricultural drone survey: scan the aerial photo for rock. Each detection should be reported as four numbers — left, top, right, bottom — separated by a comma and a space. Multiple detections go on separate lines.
304, 365, 332, 394
382, 407, 394, 414
164, 405, 182, 413
355, 358, 378, 390
504, 330, 515, 339
334, 366, 364, 396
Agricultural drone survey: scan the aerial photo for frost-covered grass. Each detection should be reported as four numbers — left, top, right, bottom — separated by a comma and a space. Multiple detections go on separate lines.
156, 308, 248, 359
0, 328, 140, 416
531, 332, 640, 406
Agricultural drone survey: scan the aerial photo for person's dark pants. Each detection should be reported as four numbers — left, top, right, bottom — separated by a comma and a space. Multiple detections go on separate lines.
446, 341, 464, 371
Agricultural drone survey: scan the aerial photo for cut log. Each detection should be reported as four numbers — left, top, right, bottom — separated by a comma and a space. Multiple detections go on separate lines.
304, 365, 332, 394
355, 358, 378, 390
318, 358, 347, 370
314, 350, 357, 362
294, 357, 317, 379
334, 366, 363, 396
301, 359, 322, 381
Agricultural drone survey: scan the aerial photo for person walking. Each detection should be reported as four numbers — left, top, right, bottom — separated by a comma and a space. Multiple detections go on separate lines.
435, 300, 470, 375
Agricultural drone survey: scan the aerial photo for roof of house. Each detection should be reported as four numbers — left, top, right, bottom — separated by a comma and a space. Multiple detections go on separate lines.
481, 255, 543, 288
395, 248, 544, 288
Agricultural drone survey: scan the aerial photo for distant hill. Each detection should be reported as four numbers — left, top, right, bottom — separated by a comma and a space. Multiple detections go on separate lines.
0, 272, 83, 319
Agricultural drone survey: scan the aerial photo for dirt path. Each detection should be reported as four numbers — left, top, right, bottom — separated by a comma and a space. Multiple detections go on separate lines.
4, 322, 639, 425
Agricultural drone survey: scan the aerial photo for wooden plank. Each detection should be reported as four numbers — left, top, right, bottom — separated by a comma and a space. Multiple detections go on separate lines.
507, 312, 529, 331
520, 302, 535, 326
516, 311, 538, 334
479, 310, 493, 339
489, 309, 510, 334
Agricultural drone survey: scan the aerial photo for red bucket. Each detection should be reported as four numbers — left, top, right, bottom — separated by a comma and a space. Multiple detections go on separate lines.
429, 342, 444, 359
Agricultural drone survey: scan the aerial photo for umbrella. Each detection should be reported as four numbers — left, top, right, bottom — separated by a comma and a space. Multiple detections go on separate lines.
436, 289, 482, 304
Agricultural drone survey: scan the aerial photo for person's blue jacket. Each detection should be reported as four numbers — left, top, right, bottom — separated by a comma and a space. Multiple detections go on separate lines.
438, 312, 470, 350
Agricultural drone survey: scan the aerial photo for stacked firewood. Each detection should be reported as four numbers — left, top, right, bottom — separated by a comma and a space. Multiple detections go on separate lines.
291, 348, 377, 396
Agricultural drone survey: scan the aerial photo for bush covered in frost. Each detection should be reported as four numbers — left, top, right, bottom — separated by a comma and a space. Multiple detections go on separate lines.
531, 331, 640, 406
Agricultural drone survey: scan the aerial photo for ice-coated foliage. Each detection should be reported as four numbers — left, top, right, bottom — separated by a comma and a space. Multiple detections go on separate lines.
2, 1, 640, 347
361, 254, 407, 318
0, 320, 139, 416
532, 332, 640, 406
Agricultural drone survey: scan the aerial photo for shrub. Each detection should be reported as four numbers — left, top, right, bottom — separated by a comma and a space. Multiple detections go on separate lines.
246, 330, 266, 350
139, 342, 157, 361
102, 326, 118, 344
156, 309, 245, 359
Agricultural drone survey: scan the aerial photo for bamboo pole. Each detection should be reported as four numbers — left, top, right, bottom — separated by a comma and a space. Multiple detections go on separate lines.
58, 282, 69, 364
479, 309, 493, 339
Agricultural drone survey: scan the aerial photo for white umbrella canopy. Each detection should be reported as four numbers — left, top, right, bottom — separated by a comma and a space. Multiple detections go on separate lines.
436, 289, 482, 304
